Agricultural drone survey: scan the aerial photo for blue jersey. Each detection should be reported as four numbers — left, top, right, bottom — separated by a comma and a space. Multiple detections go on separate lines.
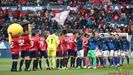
88, 36, 97, 50
107, 37, 116, 51
96, 37, 102, 50
76, 36, 83, 51
121, 38, 130, 51
131, 37, 133, 51
115, 38, 122, 50
100, 38, 109, 51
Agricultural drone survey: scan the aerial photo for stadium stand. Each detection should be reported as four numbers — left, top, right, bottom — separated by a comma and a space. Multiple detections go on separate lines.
0, 0, 132, 41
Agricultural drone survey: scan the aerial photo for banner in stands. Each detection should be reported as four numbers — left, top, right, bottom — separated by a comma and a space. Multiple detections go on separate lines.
2, 6, 17, 11
1, 4, 132, 11
0, 41, 11, 58
0, 41, 10, 50
0, 50, 11, 58
21, 6, 44, 11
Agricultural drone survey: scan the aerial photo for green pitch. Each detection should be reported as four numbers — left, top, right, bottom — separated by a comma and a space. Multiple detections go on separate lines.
0, 58, 133, 75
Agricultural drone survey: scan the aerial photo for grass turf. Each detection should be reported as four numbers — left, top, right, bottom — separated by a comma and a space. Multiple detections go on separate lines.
0, 58, 133, 75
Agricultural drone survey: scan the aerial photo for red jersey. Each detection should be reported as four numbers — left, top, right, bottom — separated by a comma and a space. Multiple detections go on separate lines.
67, 43, 76, 50
35, 34, 40, 41
39, 37, 47, 51
56, 44, 61, 52
10, 37, 20, 54
82, 36, 88, 51
67, 35, 76, 50
19, 35, 31, 51
60, 35, 67, 51
30, 37, 39, 51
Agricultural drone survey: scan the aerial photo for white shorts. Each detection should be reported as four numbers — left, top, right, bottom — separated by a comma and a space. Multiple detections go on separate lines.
102, 51, 109, 57
131, 51, 133, 57
125, 51, 130, 57
120, 51, 126, 57
77, 49, 84, 57
114, 50, 120, 57
109, 50, 114, 57
96, 50, 102, 57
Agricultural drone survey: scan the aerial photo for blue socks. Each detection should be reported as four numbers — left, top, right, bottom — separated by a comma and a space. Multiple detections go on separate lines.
122, 58, 124, 64
117, 57, 120, 65
114, 57, 117, 66
100, 57, 103, 65
83, 58, 86, 66
77, 58, 80, 67
110, 58, 113, 66
103, 58, 106, 66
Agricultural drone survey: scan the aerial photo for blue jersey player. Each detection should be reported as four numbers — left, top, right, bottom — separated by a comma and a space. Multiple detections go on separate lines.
95, 33, 103, 67
100, 34, 109, 67
87, 33, 97, 69
114, 34, 122, 67
76, 33, 84, 69
131, 36, 133, 57
121, 36, 130, 65
107, 34, 116, 67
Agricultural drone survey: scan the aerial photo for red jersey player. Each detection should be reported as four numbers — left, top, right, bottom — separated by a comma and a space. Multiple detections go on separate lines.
56, 36, 63, 69
10, 37, 21, 71
39, 36, 50, 70
30, 37, 39, 52
39, 37, 47, 58
29, 36, 40, 70
18, 21, 32, 71
60, 34, 68, 57
60, 34, 69, 69
67, 34, 76, 56
82, 34, 89, 68
66, 34, 76, 68
82, 34, 88, 57
19, 35, 31, 58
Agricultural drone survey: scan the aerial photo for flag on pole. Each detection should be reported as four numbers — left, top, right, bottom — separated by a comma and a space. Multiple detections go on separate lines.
52, 10, 70, 25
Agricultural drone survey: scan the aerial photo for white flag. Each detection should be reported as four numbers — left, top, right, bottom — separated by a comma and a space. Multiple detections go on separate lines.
52, 10, 70, 25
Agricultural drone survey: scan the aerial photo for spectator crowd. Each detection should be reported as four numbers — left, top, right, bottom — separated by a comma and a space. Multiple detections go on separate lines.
0, 0, 133, 41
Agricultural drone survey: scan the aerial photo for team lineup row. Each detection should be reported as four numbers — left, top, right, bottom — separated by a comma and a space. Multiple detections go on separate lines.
9, 28, 132, 72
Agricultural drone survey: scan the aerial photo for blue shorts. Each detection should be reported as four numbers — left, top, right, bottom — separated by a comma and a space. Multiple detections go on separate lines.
56, 50, 63, 57
21, 50, 29, 58
12, 54, 19, 59
29, 51, 37, 58
40, 51, 48, 58
68, 50, 75, 56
